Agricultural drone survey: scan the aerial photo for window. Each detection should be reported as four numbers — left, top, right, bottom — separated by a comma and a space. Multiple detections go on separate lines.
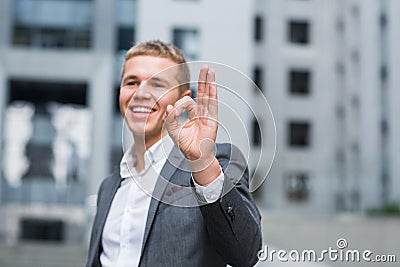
351, 49, 360, 64
24, 143, 54, 179
252, 119, 262, 146
4, 80, 90, 187
13, 27, 91, 48
351, 4, 360, 18
336, 105, 345, 119
288, 20, 309, 44
381, 119, 388, 136
351, 94, 359, 108
336, 18, 345, 33
172, 28, 199, 60
380, 13, 387, 28
12, 0, 93, 49
289, 69, 311, 95
254, 16, 264, 42
288, 121, 310, 147
116, 0, 136, 52
117, 27, 135, 51
336, 61, 345, 76
380, 65, 388, 83
253, 66, 264, 92
21, 218, 64, 242
285, 172, 309, 201
9, 80, 87, 114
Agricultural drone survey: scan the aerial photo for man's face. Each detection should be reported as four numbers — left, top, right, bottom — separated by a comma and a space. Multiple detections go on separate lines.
120, 55, 188, 141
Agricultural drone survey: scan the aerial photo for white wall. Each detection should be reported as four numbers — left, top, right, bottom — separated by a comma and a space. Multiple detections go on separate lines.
256, 0, 339, 214
387, 0, 400, 204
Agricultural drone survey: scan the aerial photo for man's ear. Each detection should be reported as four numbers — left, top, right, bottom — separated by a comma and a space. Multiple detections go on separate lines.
181, 89, 191, 98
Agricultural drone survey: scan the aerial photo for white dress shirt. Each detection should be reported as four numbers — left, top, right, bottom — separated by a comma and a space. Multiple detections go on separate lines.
100, 135, 224, 267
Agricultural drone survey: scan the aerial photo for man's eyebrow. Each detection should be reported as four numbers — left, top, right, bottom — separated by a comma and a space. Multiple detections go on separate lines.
122, 74, 138, 82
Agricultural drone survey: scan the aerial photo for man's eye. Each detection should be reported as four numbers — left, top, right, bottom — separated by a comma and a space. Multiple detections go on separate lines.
126, 81, 139, 86
151, 82, 165, 88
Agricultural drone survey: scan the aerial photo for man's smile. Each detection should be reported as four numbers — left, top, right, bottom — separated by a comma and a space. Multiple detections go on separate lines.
130, 105, 156, 114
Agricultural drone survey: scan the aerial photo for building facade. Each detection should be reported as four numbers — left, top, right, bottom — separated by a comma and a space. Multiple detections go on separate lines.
253, 0, 400, 213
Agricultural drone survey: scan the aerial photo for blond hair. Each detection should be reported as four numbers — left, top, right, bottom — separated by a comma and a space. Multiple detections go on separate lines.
121, 40, 190, 93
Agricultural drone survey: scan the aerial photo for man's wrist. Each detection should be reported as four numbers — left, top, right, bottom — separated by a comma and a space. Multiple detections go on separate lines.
192, 168, 224, 203
190, 156, 221, 186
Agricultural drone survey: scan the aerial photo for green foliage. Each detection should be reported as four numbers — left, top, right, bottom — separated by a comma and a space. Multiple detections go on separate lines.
367, 203, 400, 216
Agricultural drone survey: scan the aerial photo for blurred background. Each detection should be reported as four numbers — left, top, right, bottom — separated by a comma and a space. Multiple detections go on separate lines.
0, 0, 399, 266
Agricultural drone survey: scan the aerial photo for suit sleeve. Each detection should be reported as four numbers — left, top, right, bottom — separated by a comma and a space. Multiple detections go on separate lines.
197, 143, 262, 266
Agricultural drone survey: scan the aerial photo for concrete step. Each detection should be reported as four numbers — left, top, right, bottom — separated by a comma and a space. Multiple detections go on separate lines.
0, 242, 87, 267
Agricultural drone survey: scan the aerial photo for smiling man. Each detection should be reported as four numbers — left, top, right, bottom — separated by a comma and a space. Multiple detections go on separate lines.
86, 40, 262, 267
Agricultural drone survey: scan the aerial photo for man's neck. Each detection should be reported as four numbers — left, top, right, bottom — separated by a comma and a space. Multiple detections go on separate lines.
132, 130, 167, 173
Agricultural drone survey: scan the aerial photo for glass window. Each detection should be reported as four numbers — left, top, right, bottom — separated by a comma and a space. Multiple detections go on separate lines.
288, 20, 310, 44
116, 0, 136, 52
117, 27, 135, 51
172, 28, 200, 60
9, 80, 87, 114
380, 65, 388, 83
289, 69, 311, 95
285, 172, 309, 202
254, 16, 264, 42
288, 121, 310, 147
12, 0, 93, 49
20, 218, 65, 242
253, 66, 264, 92
3, 80, 90, 191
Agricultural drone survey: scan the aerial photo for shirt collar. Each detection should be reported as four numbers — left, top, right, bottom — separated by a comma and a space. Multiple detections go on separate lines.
120, 134, 175, 179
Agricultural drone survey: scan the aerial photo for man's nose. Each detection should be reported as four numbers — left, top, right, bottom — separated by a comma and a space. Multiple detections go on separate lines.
133, 82, 152, 99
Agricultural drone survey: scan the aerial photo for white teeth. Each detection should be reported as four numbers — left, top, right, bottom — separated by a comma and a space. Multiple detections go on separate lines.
132, 107, 153, 113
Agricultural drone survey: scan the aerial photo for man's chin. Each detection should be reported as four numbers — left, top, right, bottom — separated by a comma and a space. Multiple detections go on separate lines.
128, 125, 159, 138
129, 127, 146, 136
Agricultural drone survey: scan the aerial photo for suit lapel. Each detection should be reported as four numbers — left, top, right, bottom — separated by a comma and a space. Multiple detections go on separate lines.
140, 145, 186, 256
90, 171, 121, 264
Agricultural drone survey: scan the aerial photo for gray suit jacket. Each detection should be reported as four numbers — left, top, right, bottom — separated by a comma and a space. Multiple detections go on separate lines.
86, 143, 262, 267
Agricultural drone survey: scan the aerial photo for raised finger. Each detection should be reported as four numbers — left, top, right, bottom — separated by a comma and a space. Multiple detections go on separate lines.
203, 68, 216, 116
197, 65, 209, 107
207, 69, 217, 119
